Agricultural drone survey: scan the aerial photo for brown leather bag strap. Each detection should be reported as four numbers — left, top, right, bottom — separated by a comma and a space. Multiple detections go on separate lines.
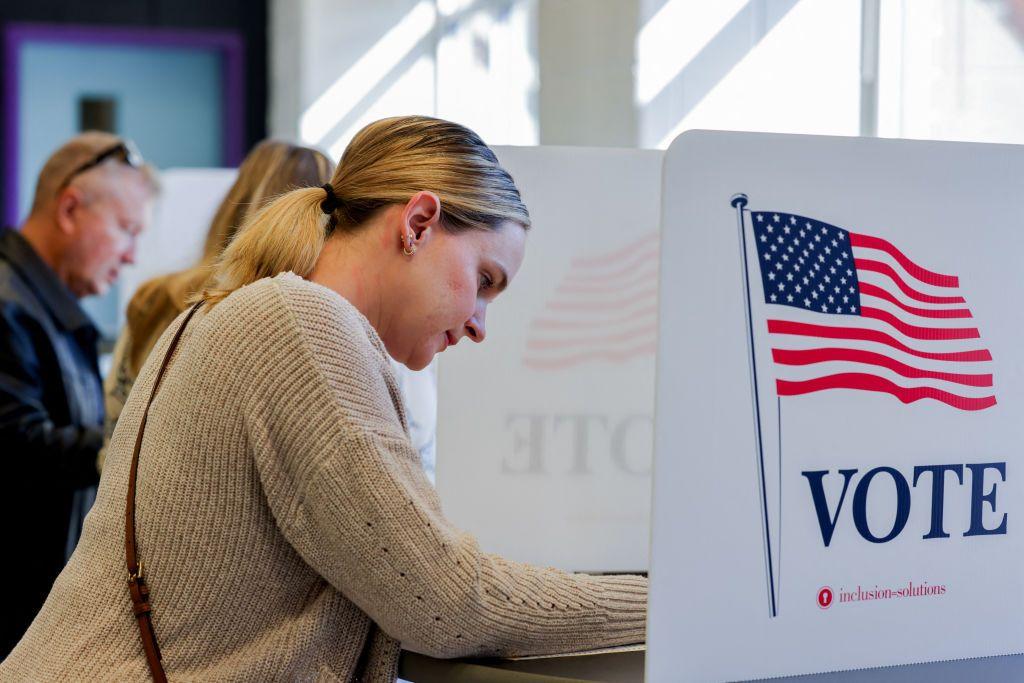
125, 301, 203, 682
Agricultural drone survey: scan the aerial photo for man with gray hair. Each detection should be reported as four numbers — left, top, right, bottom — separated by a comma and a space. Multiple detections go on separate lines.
0, 132, 157, 656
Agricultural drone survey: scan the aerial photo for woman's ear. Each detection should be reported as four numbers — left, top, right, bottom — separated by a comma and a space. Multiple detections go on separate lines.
400, 191, 441, 253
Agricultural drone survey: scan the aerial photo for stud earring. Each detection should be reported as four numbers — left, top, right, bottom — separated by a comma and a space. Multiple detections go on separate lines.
403, 233, 417, 256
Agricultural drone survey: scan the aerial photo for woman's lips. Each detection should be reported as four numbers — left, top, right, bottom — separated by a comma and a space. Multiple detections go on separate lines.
445, 331, 456, 349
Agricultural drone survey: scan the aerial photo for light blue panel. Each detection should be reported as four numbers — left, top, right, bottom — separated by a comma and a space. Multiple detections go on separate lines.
17, 41, 224, 223
17, 41, 224, 339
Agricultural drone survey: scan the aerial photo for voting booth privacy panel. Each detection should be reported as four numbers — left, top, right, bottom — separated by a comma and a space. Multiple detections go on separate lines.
436, 146, 663, 572
648, 130, 1024, 681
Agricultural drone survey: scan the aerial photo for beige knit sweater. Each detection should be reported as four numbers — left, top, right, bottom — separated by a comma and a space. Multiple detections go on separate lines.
0, 273, 647, 682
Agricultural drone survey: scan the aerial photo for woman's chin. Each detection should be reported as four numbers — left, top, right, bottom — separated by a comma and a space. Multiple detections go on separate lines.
402, 350, 433, 372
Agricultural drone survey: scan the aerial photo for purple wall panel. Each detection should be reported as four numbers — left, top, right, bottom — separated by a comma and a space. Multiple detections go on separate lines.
3, 22, 246, 226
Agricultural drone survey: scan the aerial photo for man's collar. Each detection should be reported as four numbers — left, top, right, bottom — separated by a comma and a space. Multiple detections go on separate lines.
0, 228, 96, 333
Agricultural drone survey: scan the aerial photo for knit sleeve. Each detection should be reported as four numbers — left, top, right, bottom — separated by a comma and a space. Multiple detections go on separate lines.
245, 277, 647, 659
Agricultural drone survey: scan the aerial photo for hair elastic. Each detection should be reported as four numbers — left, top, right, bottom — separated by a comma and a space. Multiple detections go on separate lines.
320, 183, 341, 214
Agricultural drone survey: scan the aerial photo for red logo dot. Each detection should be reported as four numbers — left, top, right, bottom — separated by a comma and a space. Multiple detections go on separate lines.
817, 586, 833, 609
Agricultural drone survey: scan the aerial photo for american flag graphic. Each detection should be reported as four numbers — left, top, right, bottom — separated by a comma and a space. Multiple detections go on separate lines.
522, 231, 659, 370
750, 211, 995, 411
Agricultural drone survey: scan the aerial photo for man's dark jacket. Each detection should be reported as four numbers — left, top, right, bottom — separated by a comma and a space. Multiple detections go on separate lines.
0, 228, 103, 657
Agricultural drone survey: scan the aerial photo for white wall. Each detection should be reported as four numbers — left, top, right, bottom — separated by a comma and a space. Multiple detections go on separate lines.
269, 0, 540, 153
269, 0, 437, 156
269, 0, 649, 151
538, 0, 639, 147
270, 1, 1024, 153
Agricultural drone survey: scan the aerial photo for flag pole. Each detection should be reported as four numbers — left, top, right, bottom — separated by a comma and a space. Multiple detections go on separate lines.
731, 193, 778, 618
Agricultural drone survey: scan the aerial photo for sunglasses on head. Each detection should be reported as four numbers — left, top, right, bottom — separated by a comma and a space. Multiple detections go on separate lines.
59, 139, 145, 190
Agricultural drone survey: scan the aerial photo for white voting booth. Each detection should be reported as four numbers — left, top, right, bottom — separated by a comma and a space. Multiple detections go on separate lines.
436, 146, 663, 572
648, 131, 1024, 681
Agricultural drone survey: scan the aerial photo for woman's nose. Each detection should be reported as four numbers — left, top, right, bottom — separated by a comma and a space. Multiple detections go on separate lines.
465, 307, 487, 343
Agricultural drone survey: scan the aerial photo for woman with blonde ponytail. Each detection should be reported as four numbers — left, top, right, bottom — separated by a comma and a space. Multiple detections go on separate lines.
2, 117, 647, 682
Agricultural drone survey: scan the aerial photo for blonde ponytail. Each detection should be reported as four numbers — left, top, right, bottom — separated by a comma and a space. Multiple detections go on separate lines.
200, 187, 329, 306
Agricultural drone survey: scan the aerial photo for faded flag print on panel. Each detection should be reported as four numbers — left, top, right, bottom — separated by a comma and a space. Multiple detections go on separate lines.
523, 231, 659, 370
749, 211, 995, 411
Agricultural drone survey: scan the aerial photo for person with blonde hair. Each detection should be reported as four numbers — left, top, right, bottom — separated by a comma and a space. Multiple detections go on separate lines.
0, 132, 158, 657
99, 140, 333, 470
1, 116, 647, 681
